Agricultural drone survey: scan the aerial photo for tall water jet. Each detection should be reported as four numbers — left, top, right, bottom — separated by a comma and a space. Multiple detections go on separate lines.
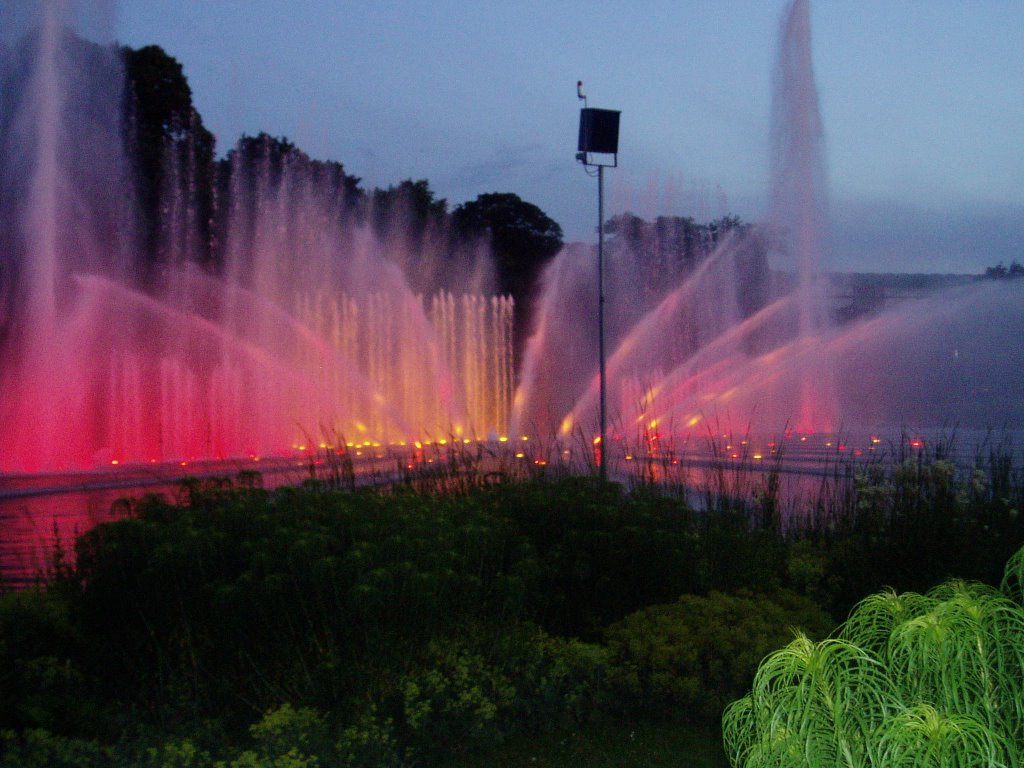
0, 2, 134, 471
511, 1, 838, 443
514, 0, 1024, 449
768, 0, 835, 431
18, 3, 62, 470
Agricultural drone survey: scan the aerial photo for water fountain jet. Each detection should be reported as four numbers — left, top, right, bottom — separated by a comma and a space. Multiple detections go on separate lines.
512, 0, 1024, 451
0, 7, 513, 472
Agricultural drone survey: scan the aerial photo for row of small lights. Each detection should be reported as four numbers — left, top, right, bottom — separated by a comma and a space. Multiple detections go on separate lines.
105, 433, 927, 468
618, 433, 916, 463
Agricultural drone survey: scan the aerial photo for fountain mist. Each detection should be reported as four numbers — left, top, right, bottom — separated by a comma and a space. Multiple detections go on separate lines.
512, 0, 1024, 445
769, 0, 835, 431
2, 1, 1021, 474
0, 5, 512, 472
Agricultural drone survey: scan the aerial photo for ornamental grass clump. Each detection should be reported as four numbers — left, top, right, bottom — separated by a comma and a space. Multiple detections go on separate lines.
722, 545, 1024, 767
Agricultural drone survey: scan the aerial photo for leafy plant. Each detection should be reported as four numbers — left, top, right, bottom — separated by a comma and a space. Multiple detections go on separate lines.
0, 729, 111, 768
604, 590, 832, 723
722, 546, 1024, 767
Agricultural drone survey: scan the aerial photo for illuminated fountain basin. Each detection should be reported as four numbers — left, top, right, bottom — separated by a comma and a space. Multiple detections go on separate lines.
0, 202, 514, 471
50, 273, 514, 466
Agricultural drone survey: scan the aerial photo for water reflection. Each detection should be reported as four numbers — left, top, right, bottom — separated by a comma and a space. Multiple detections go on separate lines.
0, 488, 135, 586
2, 431, 1019, 587
0, 458, 309, 587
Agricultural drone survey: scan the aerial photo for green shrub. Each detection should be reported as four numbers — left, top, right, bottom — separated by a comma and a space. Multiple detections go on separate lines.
395, 644, 516, 757
140, 738, 215, 768
324, 625, 616, 765
0, 589, 98, 735
519, 633, 612, 726
363, 628, 609, 760
61, 480, 541, 723
328, 704, 402, 768
810, 445, 1024, 618
0, 728, 110, 768
245, 704, 328, 764
483, 477, 736, 635
723, 545, 1024, 768
604, 589, 833, 723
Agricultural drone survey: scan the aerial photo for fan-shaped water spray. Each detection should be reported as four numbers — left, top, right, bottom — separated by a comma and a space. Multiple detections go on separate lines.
512, 0, 1024, 445
0, 5, 512, 472
2, 1, 1021, 474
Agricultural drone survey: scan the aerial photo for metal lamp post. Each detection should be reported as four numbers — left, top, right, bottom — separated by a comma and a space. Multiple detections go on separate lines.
575, 82, 619, 480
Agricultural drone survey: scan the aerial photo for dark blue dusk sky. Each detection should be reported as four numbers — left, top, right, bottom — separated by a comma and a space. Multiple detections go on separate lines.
112, 1, 1024, 274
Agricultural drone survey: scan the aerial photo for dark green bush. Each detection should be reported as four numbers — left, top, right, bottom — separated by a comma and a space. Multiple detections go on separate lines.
806, 452, 1024, 617
238, 703, 330, 767
64, 480, 542, 723
479, 476, 782, 635
508, 631, 612, 728
52, 475, 728, 727
603, 589, 833, 722
0, 729, 111, 768
338, 625, 612, 763
0, 589, 100, 736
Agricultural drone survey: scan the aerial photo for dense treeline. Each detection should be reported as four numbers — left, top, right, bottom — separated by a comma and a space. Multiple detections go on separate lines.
603, 213, 769, 318
118, 43, 777, 372
984, 260, 1024, 279
122, 43, 766, 306
0, 33, 565, 351
120, 44, 565, 340
1, 441, 1022, 765
1, 32, 771, 368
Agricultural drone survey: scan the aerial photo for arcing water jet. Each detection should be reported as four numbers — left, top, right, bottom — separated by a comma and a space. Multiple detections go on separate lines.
512, 0, 1023, 446
0, 5, 512, 472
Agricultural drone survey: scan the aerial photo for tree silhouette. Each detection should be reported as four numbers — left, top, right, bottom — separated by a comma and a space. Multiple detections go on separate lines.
453, 192, 564, 360
454, 193, 563, 293
123, 44, 215, 271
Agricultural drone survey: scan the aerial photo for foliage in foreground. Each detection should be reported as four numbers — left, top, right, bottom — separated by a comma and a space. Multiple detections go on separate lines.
0, 474, 823, 765
0, 593, 824, 767
0, 445, 1021, 765
723, 545, 1024, 767
604, 590, 832, 723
